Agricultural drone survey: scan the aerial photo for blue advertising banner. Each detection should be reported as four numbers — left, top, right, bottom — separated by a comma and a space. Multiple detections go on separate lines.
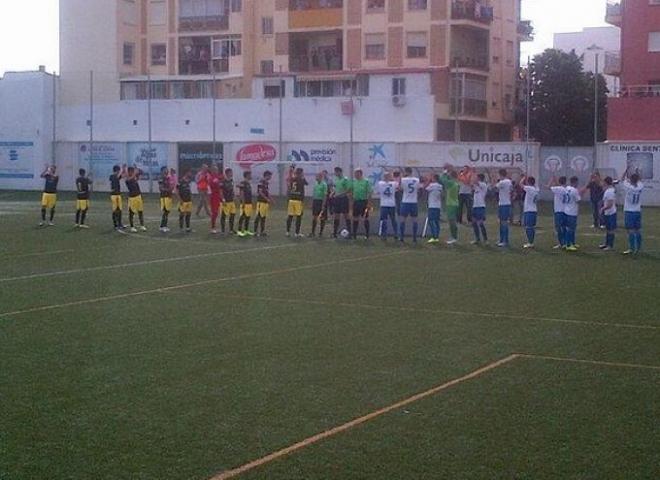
78, 143, 124, 181
127, 143, 168, 180
0, 142, 35, 179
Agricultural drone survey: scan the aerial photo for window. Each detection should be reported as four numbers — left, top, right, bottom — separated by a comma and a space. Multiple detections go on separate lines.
406, 32, 427, 58
505, 40, 514, 65
367, 0, 385, 12
231, 0, 242, 12
123, 43, 135, 65
150, 82, 168, 99
392, 77, 406, 96
365, 34, 385, 60
199, 81, 214, 98
149, 0, 166, 25
407, 0, 427, 10
260, 60, 274, 74
649, 32, 660, 52
151, 44, 167, 66
212, 35, 242, 58
264, 80, 285, 98
122, 0, 138, 25
262, 17, 274, 35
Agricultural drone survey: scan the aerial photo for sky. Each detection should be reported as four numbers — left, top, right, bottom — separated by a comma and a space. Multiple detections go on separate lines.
0, 0, 608, 76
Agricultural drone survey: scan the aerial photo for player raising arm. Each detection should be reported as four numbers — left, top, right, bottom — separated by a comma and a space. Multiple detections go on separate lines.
39, 165, 59, 227
424, 173, 443, 244
599, 176, 617, 251
254, 171, 273, 237
399, 167, 423, 243
310, 172, 328, 238
177, 170, 194, 233
548, 175, 568, 249
376, 172, 398, 239
563, 177, 587, 252
286, 167, 308, 237
331, 167, 352, 238
237, 171, 255, 237
125, 167, 147, 233
521, 175, 540, 249
440, 166, 460, 245
621, 170, 644, 255
351, 169, 373, 240
75, 168, 92, 229
471, 173, 489, 245
159, 166, 173, 233
493, 168, 513, 247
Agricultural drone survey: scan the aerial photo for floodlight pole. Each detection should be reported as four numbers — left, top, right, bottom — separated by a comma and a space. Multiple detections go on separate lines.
147, 71, 153, 193
212, 72, 217, 165
89, 70, 94, 177
525, 56, 531, 174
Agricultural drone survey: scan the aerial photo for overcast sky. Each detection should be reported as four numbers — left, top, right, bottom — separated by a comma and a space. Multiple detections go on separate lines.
0, 0, 608, 75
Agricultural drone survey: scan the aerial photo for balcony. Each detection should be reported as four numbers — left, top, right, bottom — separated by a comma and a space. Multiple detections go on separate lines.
616, 85, 660, 98
451, 0, 494, 26
289, 0, 343, 29
603, 51, 621, 76
451, 74, 488, 118
289, 31, 343, 72
452, 55, 489, 71
518, 20, 534, 42
179, 15, 229, 32
605, 1, 621, 26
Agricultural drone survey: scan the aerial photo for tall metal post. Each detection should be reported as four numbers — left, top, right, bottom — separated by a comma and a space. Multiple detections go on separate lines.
349, 84, 355, 179
453, 60, 461, 142
89, 71, 94, 176
147, 72, 153, 193
52, 71, 57, 166
525, 56, 531, 173
593, 52, 599, 167
278, 66, 284, 163
212, 72, 217, 166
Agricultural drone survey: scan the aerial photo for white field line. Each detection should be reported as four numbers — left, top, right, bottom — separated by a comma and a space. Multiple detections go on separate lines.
205, 293, 659, 331
0, 243, 302, 283
0, 251, 408, 318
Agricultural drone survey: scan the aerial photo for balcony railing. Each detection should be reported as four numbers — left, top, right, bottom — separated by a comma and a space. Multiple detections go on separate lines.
289, 0, 343, 9
518, 20, 534, 41
605, 1, 622, 25
451, 0, 494, 24
452, 55, 489, 71
451, 98, 488, 117
603, 51, 621, 76
179, 15, 229, 32
616, 85, 660, 98
289, 53, 343, 72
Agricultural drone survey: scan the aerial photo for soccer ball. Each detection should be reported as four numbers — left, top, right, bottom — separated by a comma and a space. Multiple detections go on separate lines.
340, 229, 350, 239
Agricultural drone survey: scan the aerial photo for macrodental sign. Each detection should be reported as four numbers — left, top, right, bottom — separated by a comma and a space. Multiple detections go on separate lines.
467, 147, 525, 166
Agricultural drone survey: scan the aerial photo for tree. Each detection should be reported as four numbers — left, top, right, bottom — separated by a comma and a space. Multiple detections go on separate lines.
519, 49, 608, 146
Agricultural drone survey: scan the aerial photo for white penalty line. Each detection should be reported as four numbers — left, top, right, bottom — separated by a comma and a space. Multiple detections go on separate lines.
0, 251, 408, 319
209, 352, 659, 480
0, 242, 305, 283
206, 293, 659, 331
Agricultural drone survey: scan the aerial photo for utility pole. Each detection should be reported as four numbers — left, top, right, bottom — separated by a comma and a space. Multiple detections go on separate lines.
52, 72, 57, 166
212, 72, 217, 165
89, 70, 94, 177
147, 72, 153, 193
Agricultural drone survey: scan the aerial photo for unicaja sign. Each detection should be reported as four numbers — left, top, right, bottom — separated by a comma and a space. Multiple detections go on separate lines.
236, 144, 277, 164
467, 147, 524, 166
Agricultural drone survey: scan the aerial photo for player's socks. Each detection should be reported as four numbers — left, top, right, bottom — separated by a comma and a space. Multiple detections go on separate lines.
81, 209, 87, 226
333, 218, 340, 236
526, 227, 535, 244
185, 213, 191, 230
295, 216, 302, 235
399, 221, 405, 241
229, 214, 236, 232
480, 224, 488, 242
129, 211, 135, 227
117, 209, 123, 228
606, 233, 615, 248
320, 219, 326, 235
260, 217, 266, 234
49, 209, 55, 222
364, 219, 370, 238
286, 216, 293, 234
220, 213, 226, 232
629, 233, 636, 251
450, 221, 458, 241
138, 211, 145, 226
311, 218, 318, 235
75, 209, 81, 225
161, 210, 169, 228
472, 223, 481, 242
636, 233, 642, 252
179, 213, 185, 230
352, 220, 359, 238
412, 222, 418, 242
345, 219, 352, 236
41, 208, 47, 222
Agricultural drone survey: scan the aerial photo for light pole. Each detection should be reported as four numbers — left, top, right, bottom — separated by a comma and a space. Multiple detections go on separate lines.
587, 44, 603, 168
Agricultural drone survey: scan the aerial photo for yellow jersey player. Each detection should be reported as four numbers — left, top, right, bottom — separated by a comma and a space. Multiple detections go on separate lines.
110, 165, 126, 231
75, 168, 92, 229
237, 170, 255, 237
221, 168, 236, 234
125, 167, 147, 232
254, 170, 273, 237
39, 165, 59, 227
286, 167, 308, 238
158, 166, 173, 233
177, 170, 194, 233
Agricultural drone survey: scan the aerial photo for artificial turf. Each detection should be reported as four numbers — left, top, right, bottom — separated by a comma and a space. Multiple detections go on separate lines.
0, 191, 658, 480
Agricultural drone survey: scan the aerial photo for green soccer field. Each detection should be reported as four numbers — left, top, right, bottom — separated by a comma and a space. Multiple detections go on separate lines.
1, 191, 659, 480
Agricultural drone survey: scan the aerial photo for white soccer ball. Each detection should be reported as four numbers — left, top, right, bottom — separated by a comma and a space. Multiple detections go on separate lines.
340, 229, 350, 239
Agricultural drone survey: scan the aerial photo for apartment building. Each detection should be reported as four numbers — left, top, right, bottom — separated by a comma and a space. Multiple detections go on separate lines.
605, 0, 660, 140
59, 0, 530, 141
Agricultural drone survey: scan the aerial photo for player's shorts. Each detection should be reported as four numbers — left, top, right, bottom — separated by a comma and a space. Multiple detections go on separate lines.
222, 202, 237, 216
76, 199, 90, 211
380, 206, 396, 221
287, 199, 304, 217
498, 204, 512, 222
240, 204, 254, 217
564, 214, 577, 231
603, 213, 617, 231
472, 206, 486, 222
41, 193, 57, 209
353, 200, 369, 218
554, 211, 565, 229
427, 207, 441, 222
160, 197, 173, 212
111, 195, 123, 211
179, 201, 193, 214
400, 202, 419, 218
445, 205, 458, 221
333, 196, 349, 215
523, 211, 538, 228
312, 199, 327, 218
256, 202, 270, 218
128, 195, 144, 213
624, 211, 642, 230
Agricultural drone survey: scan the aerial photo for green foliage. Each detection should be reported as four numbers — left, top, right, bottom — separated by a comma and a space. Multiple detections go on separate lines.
522, 49, 608, 146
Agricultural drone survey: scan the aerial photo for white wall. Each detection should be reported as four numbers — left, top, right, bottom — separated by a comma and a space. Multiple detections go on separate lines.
0, 71, 55, 190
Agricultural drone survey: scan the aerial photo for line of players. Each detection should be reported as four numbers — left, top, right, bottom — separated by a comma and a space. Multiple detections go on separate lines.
37, 162, 645, 254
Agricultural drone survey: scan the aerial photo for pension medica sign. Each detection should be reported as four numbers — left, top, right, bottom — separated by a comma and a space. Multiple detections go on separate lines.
236, 144, 277, 166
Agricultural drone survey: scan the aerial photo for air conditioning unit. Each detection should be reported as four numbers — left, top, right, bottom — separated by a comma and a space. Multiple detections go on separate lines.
392, 94, 407, 107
